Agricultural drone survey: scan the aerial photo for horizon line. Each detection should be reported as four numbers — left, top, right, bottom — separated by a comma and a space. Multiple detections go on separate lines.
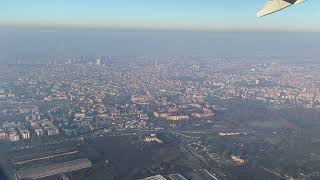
1, 23, 319, 33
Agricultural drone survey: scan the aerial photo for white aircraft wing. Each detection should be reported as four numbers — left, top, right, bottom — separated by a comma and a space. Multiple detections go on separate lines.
257, 0, 307, 17
257, 0, 293, 17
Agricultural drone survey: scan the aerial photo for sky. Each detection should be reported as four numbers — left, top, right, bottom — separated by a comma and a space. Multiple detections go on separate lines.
0, 1, 320, 63
0, 0, 320, 31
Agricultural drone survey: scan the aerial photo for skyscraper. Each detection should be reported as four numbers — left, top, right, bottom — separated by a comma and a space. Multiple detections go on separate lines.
96, 57, 101, 66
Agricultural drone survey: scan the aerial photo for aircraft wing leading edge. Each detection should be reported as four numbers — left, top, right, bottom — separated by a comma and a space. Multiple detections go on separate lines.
257, 0, 307, 17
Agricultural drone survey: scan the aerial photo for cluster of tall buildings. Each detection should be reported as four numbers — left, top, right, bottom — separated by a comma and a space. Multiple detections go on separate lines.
0, 118, 59, 141
66, 56, 111, 66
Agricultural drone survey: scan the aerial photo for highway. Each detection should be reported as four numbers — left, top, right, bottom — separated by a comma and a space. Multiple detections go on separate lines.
179, 141, 221, 180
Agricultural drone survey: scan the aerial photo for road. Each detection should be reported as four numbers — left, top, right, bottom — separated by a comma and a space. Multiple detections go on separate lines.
179, 141, 221, 180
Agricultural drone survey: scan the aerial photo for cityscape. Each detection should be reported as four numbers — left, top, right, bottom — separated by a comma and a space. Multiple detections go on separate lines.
1, 0, 320, 179
0, 56, 320, 180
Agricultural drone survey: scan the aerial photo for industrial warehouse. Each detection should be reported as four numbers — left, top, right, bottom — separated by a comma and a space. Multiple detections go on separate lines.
16, 158, 92, 179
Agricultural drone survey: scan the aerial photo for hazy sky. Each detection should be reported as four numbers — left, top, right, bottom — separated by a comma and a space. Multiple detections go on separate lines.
1, 28, 320, 62
0, 0, 319, 31
1, 1, 320, 63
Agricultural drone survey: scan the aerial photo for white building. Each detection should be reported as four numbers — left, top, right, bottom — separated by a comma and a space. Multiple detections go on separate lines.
145, 134, 163, 143
8, 128, 19, 141
75, 113, 85, 119
35, 128, 44, 136
46, 127, 59, 136
20, 129, 30, 139
96, 57, 101, 66
231, 155, 245, 165
0, 129, 7, 140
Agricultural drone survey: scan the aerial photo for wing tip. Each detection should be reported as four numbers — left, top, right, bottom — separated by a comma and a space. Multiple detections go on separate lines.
256, 12, 265, 18
257, 10, 270, 18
